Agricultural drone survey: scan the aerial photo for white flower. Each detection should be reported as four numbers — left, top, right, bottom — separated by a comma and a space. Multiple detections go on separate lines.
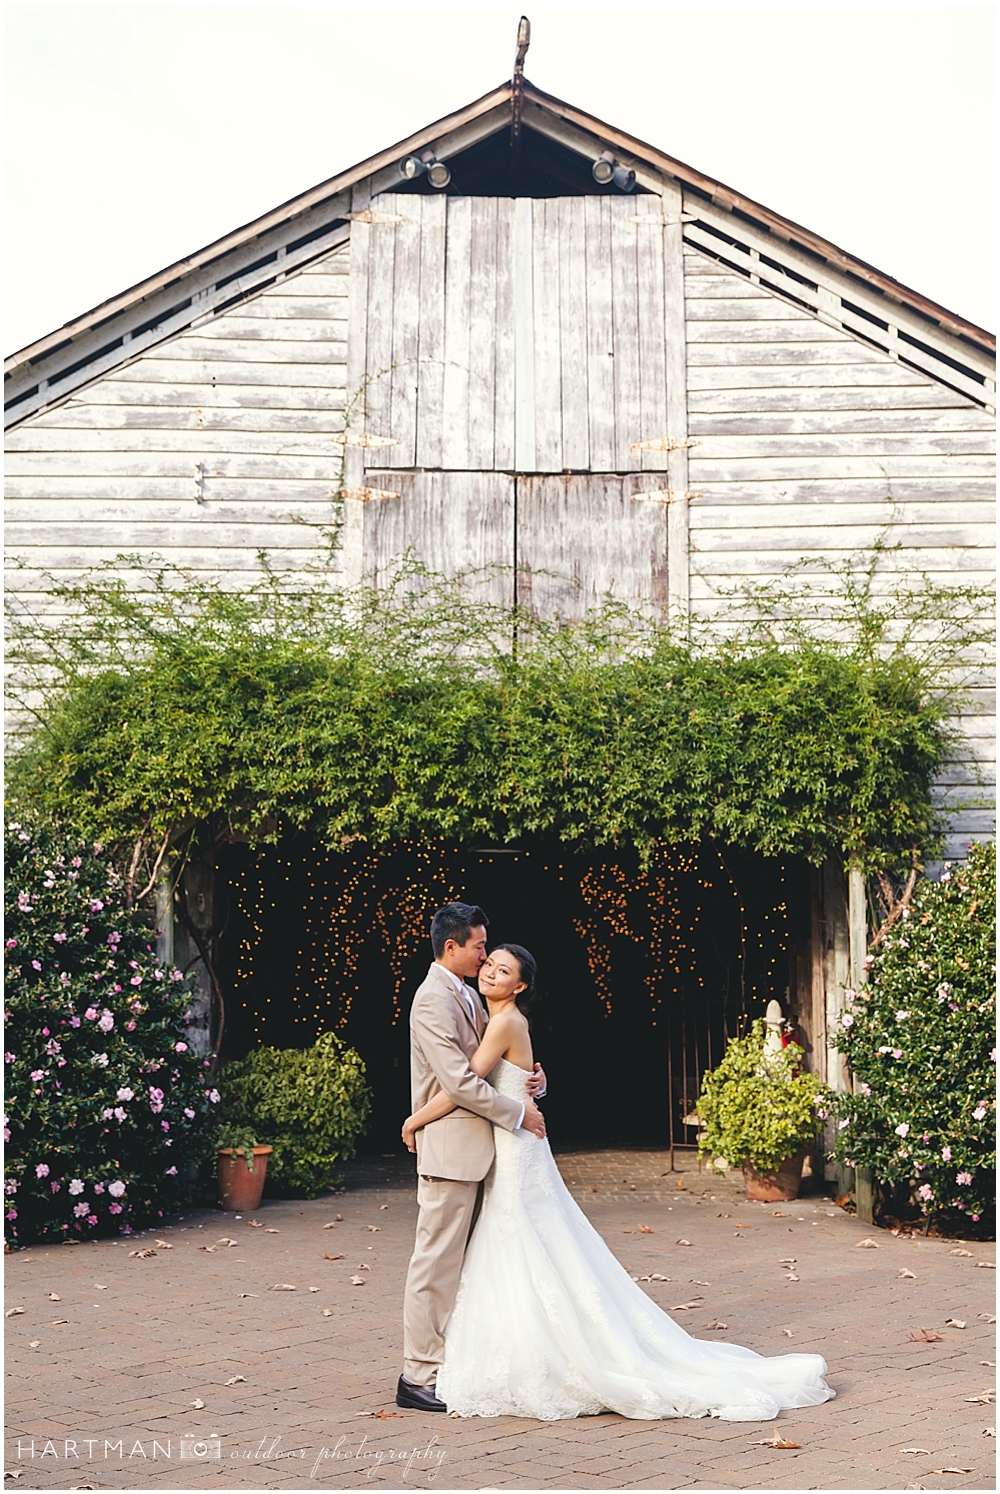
895, 1010, 910, 1021
73, 1201, 90, 1218
90, 1052, 109, 1068
116, 1087, 134, 1102
206, 1089, 221, 1104
972, 1104, 987, 1121
68, 1178, 85, 1195
840, 1012, 854, 1028
97, 1011, 115, 1033
894, 1123, 909, 1137
35, 1163, 50, 1178
107, 1180, 126, 1197
113, 1107, 127, 1122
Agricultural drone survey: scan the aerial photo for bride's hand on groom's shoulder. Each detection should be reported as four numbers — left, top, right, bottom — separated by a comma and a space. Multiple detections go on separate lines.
525, 1062, 547, 1098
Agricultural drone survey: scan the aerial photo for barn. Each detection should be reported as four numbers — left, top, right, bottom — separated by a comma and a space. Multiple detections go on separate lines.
5, 61, 995, 1153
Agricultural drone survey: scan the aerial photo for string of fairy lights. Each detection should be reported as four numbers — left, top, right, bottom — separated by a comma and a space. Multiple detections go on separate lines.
225, 841, 793, 1045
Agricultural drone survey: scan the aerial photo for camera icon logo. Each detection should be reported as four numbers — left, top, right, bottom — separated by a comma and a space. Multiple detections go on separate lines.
180, 1437, 221, 1460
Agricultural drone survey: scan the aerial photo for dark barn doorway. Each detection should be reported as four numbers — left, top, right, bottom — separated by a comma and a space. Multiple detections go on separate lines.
217, 841, 810, 1151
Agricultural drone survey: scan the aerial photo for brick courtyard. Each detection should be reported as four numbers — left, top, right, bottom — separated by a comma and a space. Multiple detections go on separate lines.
4, 1148, 995, 1490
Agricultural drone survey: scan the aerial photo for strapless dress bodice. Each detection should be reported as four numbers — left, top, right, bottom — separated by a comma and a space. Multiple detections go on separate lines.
487, 1056, 532, 1102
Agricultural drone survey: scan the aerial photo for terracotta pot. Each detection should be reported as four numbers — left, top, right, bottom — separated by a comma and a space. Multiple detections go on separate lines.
742, 1151, 806, 1202
217, 1146, 272, 1211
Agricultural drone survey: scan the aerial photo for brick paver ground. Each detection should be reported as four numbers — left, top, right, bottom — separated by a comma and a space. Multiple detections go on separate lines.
4, 1148, 995, 1491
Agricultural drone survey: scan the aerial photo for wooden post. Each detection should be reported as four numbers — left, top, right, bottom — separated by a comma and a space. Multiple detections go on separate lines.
660, 177, 690, 631
848, 865, 875, 1223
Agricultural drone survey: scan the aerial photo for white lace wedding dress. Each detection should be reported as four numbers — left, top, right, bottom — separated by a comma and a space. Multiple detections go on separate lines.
436, 1058, 835, 1421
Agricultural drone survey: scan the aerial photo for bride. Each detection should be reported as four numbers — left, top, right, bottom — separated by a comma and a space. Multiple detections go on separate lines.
401, 942, 835, 1422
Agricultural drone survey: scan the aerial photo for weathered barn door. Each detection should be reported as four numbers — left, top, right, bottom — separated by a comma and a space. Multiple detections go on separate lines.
349, 193, 686, 617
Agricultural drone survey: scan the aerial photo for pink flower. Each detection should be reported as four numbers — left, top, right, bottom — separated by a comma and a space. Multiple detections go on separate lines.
129, 975, 142, 987
941, 1146, 952, 1161
956, 1171, 973, 1186
35, 1163, 49, 1178
73, 1201, 89, 1218
206, 1088, 220, 1104
49, 1180, 60, 1193
89, 899, 104, 913
68, 1178, 84, 1195
972, 1104, 987, 1121
30, 1069, 45, 1082
125, 1021, 136, 1032
165, 1166, 178, 1176
892, 1049, 904, 1060
68, 1016, 81, 1028
160, 1120, 170, 1131
98, 1011, 114, 1033
971, 1213, 981, 1221
4, 1053, 14, 1064
5, 939, 16, 949
183, 1107, 195, 1119
916, 1183, 934, 1202
86, 1214, 98, 1226
858, 1082, 871, 1096
107, 1180, 125, 1198
108, 1202, 122, 1214
92, 1182, 105, 1194
837, 1118, 850, 1130
840, 1013, 854, 1028
174, 1042, 188, 1053
31, 960, 42, 972
922, 1133, 931, 1143
6, 1208, 17, 1221
84, 1007, 98, 1021
53, 932, 67, 944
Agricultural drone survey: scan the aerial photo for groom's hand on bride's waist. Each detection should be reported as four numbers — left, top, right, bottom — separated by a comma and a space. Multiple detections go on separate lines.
520, 1098, 546, 1139
525, 1062, 547, 1098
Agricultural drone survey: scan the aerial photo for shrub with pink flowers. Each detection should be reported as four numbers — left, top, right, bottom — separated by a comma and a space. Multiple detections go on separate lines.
829, 841, 995, 1228
3, 817, 219, 1245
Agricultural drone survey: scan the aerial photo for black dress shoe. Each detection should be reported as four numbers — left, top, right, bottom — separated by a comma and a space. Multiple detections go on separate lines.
395, 1375, 447, 1412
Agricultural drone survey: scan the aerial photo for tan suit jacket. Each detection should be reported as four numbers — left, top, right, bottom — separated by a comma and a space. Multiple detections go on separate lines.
409, 961, 523, 1181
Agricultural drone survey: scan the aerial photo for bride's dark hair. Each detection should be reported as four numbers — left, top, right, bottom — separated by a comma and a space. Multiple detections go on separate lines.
492, 943, 537, 1012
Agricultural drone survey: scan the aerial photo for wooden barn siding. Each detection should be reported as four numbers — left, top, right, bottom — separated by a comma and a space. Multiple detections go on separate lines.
4, 244, 351, 613
683, 246, 996, 859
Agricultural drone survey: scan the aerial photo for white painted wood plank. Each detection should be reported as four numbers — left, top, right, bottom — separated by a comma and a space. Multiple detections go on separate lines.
687, 454, 994, 481
363, 472, 514, 606
5, 449, 343, 480
493, 198, 517, 471
5, 499, 341, 524
688, 548, 994, 576
688, 384, 974, 413
584, 196, 616, 473
4, 546, 336, 572
387, 197, 422, 469
441, 197, 473, 471
192, 316, 348, 341
685, 477, 997, 504
5, 426, 351, 454
689, 524, 994, 552
688, 364, 941, 390
687, 342, 893, 367
141, 337, 346, 364
687, 431, 996, 459
532, 197, 564, 472
362, 213, 397, 450
514, 197, 537, 472
687, 500, 996, 528
610, 199, 641, 470
416, 195, 447, 470
687, 408, 997, 435
467, 197, 499, 470
5, 521, 331, 550
662, 179, 690, 623
108, 358, 348, 387
687, 320, 848, 344
685, 297, 805, 320
558, 197, 590, 472
633, 195, 669, 474
7, 403, 346, 433
49, 380, 348, 408
5, 475, 339, 500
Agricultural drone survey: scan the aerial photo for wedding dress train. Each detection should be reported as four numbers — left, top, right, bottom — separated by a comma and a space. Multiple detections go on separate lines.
436, 1058, 835, 1421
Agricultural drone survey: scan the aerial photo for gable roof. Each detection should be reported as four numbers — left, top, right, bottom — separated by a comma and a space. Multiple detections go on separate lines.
5, 78, 994, 426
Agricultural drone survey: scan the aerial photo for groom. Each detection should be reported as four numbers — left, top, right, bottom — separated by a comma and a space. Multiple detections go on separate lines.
396, 901, 547, 1411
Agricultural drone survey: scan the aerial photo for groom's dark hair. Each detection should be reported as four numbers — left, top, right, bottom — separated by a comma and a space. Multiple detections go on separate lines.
430, 902, 489, 959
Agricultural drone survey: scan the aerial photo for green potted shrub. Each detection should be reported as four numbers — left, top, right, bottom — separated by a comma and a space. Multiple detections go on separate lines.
696, 1019, 829, 1200
220, 1031, 370, 1198
215, 1123, 272, 1212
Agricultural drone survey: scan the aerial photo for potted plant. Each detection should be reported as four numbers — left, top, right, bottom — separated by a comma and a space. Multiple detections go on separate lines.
696, 1019, 829, 1201
216, 1124, 272, 1212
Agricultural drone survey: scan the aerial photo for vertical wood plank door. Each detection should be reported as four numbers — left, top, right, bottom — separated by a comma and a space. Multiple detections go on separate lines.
357, 194, 682, 476
361, 472, 514, 608
516, 475, 669, 621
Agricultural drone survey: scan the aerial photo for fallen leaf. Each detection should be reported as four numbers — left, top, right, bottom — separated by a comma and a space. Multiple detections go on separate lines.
191, 1398, 205, 1409
308, 1286, 321, 1292
785, 1273, 800, 1282
676, 1239, 692, 1246
356, 1262, 371, 1270
366, 1225, 381, 1233
589, 1185, 598, 1193
671, 1299, 703, 1310
224, 1375, 246, 1386
982, 1427, 996, 1437
334, 1214, 343, 1222
322, 1222, 340, 1230
945, 1318, 967, 1329
930, 1469, 973, 1476
264, 1228, 280, 1234
637, 1224, 653, 1234
771, 1211, 786, 1217
46, 1293, 61, 1301
901, 1448, 932, 1455
50, 1319, 69, 1325
649, 1273, 671, 1282
778, 1258, 797, 1266
897, 1268, 917, 1279
5, 1307, 24, 1317
782, 1329, 793, 1337
324, 1253, 346, 1261
964, 1391, 996, 1405
753, 1424, 800, 1449
379, 1205, 388, 1211
975, 1261, 996, 1269
977, 1313, 996, 1324
94, 1285, 108, 1290
356, 1409, 401, 1418
61, 1238, 79, 1245
322, 1309, 334, 1317
622, 1230, 635, 1235
269, 1283, 297, 1291
980, 1361, 996, 1368
703, 1320, 728, 1330
950, 1248, 974, 1257
349, 1275, 366, 1286
717, 1212, 730, 1218
198, 1245, 216, 1253
690, 1279, 711, 1286
154, 1240, 173, 1249
248, 1220, 263, 1228
28, 1340, 40, 1348
237, 1293, 259, 1299
216, 1238, 237, 1247
129, 1248, 157, 1258
908, 1329, 942, 1342
733, 1223, 748, 1229
855, 1237, 879, 1249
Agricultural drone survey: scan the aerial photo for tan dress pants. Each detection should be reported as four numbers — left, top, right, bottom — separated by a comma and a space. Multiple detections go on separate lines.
402, 1174, 481, 1385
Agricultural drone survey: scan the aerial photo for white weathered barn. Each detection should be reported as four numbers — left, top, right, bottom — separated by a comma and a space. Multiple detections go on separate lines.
4, 69, 995, 1128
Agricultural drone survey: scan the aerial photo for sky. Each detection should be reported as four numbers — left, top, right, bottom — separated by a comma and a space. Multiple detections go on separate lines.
4, 2, 995, 356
